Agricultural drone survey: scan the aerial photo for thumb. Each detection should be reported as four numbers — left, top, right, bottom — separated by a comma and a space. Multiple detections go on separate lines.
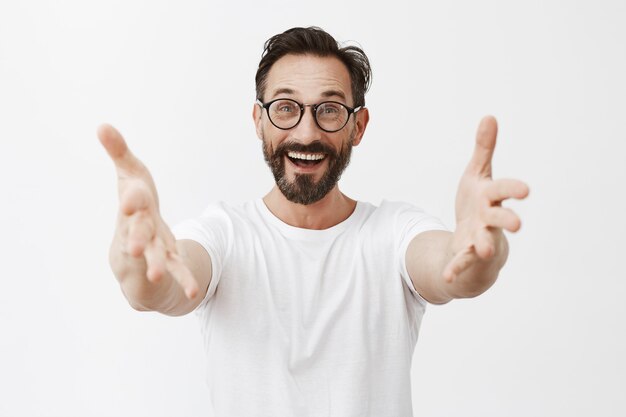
97, 124, 142, 174
467, 115, 497, 178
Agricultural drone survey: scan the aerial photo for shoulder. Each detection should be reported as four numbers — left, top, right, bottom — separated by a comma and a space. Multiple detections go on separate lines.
361, 199, 438, 225
196, 200, 262, 224
358, 199, 448, 240
173, 200, 263, 242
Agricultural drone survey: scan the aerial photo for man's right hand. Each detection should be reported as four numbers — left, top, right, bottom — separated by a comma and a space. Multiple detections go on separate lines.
98, 124, 199, 311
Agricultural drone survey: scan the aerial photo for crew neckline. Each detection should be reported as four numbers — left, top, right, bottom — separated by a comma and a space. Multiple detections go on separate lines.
255, 198, 364, 241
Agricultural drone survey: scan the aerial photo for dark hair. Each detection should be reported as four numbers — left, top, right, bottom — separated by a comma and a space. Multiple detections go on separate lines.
255, 27, 372, 107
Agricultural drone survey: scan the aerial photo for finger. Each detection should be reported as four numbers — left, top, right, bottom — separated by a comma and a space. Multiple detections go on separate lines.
120, 180, 153, 216
165, 252, 199, 299
443, 245, 476, 283
144, 237, 167, 283
482, 206, 522, 232
467, 115, 498, 177
97, 124, 142, 174
484, 179, 530, 203
126, 212, 154, 258
474, 227, 496, 259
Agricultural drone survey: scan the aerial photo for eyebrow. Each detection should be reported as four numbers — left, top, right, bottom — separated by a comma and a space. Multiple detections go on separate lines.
320, 90, 346, 101
270, 88, 296, 98
269, 88, 347, 102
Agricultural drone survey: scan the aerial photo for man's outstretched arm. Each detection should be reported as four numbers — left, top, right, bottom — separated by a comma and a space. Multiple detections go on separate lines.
406, 116, 529, 304
99, 124, 212, 316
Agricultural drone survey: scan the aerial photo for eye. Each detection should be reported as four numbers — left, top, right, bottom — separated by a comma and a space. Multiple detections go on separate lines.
317, 103, 344, 118
274, 100, 297, 113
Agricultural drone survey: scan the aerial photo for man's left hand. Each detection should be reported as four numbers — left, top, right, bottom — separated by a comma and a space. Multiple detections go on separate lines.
443, 116, 529, 283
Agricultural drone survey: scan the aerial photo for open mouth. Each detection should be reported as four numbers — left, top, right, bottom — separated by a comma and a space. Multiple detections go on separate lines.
286, 151, 327, 168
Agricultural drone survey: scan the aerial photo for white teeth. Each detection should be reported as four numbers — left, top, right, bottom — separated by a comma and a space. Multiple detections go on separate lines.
287, 151, 325, 161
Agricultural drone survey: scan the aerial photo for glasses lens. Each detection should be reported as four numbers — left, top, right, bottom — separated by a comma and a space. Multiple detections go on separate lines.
316, 102, 349, 132
268, 99, 301, 129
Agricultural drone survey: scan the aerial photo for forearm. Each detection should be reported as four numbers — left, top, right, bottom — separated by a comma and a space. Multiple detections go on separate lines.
441, 232, 509, 299
407, 230, 509, 304
119, 271, 182, 313
109, 233, 188, 315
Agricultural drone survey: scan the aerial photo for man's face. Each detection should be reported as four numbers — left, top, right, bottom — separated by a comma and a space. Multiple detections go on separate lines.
254, 54, 368, 205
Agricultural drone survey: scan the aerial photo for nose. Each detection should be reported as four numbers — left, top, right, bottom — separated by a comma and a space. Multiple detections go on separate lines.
291, 105, 322, 144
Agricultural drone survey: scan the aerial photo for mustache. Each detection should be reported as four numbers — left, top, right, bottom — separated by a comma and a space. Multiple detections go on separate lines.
273, 140, 338, 158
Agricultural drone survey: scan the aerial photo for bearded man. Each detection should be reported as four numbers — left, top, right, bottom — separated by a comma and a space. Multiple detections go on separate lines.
99, 26, 528, 417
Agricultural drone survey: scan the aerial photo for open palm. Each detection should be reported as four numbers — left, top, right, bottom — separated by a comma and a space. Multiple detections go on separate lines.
98, 124, 198, 298
443, 116, 529, 282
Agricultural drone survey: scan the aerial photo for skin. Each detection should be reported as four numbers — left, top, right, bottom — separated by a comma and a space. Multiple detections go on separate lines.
98, 53, 528, 314
98, 124, 210, 316
253, 54, 370, 229
406, 117, 529, 303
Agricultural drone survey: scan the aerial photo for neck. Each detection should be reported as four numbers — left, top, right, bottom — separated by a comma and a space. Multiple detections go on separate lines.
262, 185, 357, 230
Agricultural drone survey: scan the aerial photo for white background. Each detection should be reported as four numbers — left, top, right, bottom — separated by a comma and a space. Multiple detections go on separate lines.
1, 0, 625, 416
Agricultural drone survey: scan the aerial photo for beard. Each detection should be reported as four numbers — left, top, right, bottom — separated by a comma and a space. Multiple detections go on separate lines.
262, 131, 355, 205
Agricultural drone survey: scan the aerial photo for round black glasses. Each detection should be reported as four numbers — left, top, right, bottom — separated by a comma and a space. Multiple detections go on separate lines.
257, 98, 363, 133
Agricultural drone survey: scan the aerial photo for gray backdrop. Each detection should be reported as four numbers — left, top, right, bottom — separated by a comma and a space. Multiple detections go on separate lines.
1, 0, 624, 416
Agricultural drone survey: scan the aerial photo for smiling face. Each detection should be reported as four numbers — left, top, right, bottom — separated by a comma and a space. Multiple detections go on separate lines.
253, 54, 369, 205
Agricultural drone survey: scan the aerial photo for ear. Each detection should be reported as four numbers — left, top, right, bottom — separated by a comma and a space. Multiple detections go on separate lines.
351, 107, 369, 147
252, 103, 263, 140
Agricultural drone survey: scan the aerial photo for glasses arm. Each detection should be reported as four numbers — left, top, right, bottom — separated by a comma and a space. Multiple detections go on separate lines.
350, 105, 363, 115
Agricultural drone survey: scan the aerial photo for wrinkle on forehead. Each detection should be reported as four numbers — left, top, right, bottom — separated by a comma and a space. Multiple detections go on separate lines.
265, 54, 353, 105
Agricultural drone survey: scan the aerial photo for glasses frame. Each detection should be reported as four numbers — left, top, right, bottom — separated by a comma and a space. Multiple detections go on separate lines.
256, 98, 363, 133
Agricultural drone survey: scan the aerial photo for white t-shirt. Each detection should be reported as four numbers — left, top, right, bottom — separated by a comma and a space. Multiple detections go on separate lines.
173, 199, 447, 417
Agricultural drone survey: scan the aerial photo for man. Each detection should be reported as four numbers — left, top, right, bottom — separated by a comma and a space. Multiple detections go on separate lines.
99, 27, 528, 416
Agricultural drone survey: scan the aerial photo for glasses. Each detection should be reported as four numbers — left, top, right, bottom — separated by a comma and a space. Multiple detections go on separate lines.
257, 98, 363, 133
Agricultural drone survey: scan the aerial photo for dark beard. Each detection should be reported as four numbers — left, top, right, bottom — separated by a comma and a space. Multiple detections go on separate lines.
262, 134, 354, 205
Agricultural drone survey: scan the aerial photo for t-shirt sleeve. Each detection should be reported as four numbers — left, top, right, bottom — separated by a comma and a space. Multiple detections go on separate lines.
172, 203, 233, 313
388, 201, 449, 304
